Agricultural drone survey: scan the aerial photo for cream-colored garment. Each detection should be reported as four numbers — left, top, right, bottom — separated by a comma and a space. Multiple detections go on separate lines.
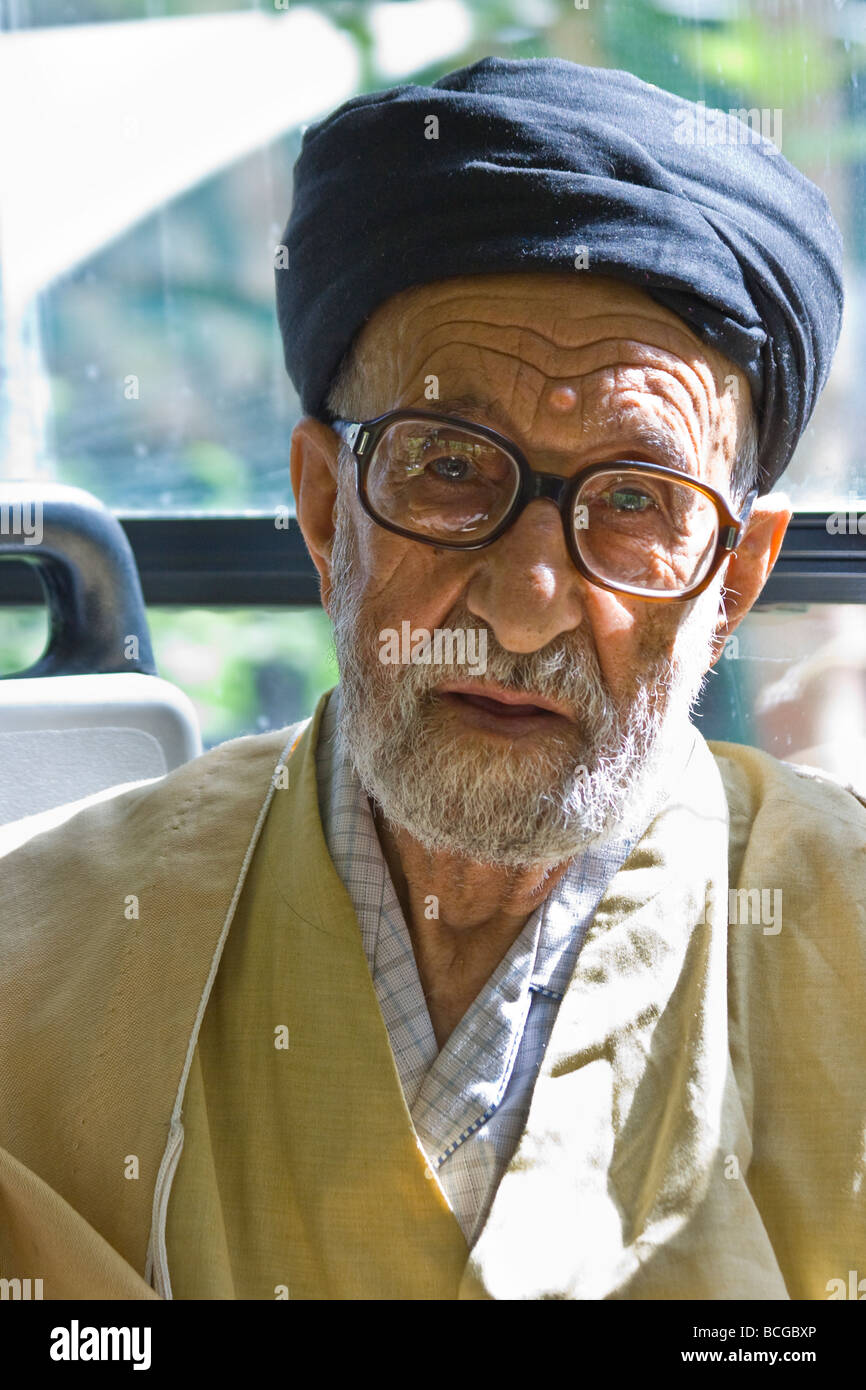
0, 688, 864, 1299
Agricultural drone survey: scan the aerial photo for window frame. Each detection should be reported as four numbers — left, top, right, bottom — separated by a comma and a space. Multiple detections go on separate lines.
0, 512, 863, 608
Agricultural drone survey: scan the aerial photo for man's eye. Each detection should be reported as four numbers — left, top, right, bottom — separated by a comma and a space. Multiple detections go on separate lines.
395, 434, 510, 484
400, 453, 477, 481
429, 455, 472, 481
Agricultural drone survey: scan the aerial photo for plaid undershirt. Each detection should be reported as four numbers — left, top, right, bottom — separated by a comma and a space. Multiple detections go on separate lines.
315, 684, 691, 1247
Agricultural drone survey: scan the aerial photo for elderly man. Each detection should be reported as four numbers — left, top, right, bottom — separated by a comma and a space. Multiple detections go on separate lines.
0, 57, 863, 1303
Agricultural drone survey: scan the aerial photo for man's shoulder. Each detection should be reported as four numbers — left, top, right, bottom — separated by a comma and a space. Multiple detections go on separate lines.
0, 714, 318, 1074
706, 737, 866, 917
0, 717, 310, 897
708, 736, 866, 833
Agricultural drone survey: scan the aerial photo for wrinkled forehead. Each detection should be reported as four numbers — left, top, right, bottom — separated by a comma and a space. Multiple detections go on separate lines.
341, 272, 751, 472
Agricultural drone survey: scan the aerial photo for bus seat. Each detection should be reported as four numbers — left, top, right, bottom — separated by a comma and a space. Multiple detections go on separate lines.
0, 483, 201, 830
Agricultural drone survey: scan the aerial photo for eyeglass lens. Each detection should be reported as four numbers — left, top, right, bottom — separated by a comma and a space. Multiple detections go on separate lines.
365, 419, 720, 594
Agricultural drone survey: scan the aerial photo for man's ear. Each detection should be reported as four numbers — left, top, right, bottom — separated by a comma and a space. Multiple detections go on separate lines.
290, 417, 341, 612
708, 493, 792, 667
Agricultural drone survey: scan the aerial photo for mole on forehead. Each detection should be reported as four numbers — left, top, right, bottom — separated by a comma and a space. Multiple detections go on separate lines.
416, 378, 701, 432
417, 393, 698, 468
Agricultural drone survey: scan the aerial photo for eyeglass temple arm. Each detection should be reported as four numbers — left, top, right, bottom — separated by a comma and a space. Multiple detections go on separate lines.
330, 419, 360, 447
720, 487, 759, 553
738, 487, 760, 530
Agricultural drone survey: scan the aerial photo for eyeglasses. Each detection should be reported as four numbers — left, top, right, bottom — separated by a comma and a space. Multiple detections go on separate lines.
331, 410, 758, 602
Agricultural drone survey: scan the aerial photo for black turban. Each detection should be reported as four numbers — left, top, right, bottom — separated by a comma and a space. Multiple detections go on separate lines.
276, 55, 844, 494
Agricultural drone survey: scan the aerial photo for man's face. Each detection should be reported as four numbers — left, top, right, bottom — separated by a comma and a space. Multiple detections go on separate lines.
295, 272, 773, 868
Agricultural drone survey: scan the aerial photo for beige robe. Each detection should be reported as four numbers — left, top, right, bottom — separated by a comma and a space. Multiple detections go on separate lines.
0, 688, 864, 1299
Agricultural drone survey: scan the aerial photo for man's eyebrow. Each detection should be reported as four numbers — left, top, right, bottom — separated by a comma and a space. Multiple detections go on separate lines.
589, 419, 698, 477
424, 394, 515, 432
425, 396, 698, 476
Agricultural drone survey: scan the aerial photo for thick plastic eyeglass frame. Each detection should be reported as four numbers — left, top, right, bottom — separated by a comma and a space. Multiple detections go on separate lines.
331, 410, 759, 602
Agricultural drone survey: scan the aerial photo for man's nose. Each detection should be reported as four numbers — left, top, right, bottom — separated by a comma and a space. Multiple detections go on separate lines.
463, 499, 589, 653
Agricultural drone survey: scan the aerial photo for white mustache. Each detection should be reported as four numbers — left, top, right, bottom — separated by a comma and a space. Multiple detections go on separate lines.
374, 606, 614, 717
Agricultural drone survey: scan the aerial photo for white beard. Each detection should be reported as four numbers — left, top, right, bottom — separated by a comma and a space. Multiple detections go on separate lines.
328, 476, 722, 870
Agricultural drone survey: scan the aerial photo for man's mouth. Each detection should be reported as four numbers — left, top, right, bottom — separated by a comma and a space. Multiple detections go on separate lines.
435, 680, 574, 732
